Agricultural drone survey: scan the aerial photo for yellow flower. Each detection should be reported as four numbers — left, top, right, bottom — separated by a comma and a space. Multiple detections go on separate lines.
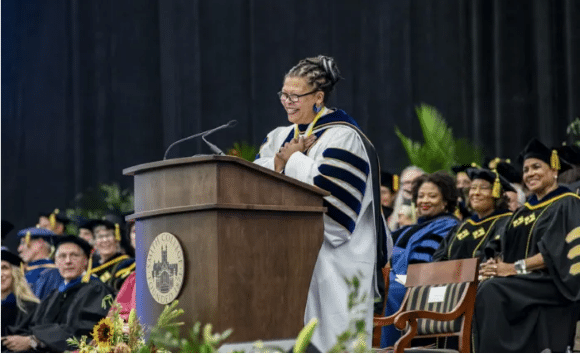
92, 317, 115, 349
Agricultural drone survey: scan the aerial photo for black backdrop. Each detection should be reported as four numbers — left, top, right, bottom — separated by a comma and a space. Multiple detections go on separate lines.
2, 0, 579, 246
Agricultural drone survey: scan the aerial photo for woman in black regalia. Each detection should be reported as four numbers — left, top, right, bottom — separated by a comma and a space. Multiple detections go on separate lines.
1, 247, 39, 351
433, 167, 514, 262
474, 138, 580, 352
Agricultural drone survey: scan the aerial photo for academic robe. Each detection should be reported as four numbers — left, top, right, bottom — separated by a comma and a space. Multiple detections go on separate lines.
90, 253, 135, 294
473, 186, 580, 352
380, 213, 459, 348
2, 294, 38, 352
433, 209, 512, 261
25, 259, 63, 300
9, 276, 114, 352
254, 109, 390, 352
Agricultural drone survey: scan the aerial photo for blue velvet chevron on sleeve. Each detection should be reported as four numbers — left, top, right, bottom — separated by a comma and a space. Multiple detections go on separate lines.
313, 148, 369, 233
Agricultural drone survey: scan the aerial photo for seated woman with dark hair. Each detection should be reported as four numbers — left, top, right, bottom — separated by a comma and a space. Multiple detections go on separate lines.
433, 168, 513, 261
475, 138, 580, 352
380, 171, 460, 348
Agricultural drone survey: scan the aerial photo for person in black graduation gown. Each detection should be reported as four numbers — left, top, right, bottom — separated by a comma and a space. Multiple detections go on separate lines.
433, 167, 513, 261
451, 164, 473, 220
89, 220, 135, 294
474, 138, 580, 352
4, 236, 114, 352
380, 171, 399, 220
1, 247, 40, 352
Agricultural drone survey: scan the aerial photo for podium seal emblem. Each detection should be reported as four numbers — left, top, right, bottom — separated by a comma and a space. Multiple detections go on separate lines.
146, 232, 185, 304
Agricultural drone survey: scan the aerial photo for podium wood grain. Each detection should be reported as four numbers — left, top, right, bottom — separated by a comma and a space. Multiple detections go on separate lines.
126, 156, 327, 342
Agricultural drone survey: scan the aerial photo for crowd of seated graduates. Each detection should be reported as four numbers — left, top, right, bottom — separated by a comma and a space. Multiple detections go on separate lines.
1, 211, 136, 352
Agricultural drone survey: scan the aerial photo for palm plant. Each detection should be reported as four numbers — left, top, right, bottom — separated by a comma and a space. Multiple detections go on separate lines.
395, 104, 483, 173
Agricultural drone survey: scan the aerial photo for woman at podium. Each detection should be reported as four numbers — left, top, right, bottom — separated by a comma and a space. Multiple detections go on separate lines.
254, 55, 388, 352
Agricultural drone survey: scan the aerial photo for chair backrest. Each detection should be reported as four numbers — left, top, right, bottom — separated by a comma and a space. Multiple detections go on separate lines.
395, 258, 479, 352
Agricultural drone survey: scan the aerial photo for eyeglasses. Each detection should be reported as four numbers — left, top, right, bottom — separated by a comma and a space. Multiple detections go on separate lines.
95, 233, 115, 241
55, 252, 83, 261
277, 89, 318, 103
469, 184, 492, 192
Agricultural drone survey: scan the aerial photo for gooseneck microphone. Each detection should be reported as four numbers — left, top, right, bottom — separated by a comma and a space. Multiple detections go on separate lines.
163, 120, 238, 160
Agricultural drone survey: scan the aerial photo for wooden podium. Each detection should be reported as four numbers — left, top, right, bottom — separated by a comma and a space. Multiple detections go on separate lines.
123, 155, 327, 342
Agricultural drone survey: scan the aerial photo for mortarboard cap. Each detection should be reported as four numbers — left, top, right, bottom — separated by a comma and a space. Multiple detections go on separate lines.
467, 167, 516, 198
92, 219, 122, 242
380, 171, 400, 193
1, 246, 22, 266
452, 163, 479, 175
54, 235, 93, 258
557, 145, 580, 166
16, 227, 57, 247
495, 161, 522, 185
39, 209, 71, 228
518, 138, 572, 173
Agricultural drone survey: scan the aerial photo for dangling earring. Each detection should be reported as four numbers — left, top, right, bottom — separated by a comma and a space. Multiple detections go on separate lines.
313, 104, 321, 114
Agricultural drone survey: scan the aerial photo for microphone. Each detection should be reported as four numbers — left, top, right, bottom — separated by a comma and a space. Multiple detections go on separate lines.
163, 120, 238, 160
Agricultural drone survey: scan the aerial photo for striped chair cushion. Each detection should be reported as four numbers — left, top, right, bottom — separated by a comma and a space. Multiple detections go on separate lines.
404, 282, 469, 335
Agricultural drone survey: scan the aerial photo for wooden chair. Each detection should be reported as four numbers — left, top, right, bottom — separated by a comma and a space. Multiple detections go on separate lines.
372, 264, 391, 348
373, 258, 480, 353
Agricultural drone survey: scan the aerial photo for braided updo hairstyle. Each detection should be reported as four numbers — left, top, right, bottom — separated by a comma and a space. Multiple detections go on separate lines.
285, 55, 343, 104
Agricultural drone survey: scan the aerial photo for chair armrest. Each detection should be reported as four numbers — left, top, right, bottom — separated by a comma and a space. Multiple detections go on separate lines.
373, 312, 397, 327
393, 310, 463, 330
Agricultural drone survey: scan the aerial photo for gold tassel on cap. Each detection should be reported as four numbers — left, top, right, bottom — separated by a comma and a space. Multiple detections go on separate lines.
492, 170, 501, 199
49, 209, 59, 229
393, 175, 400, 192
25, 231, 31, 247
82, 249, 95, 283
551, 150, 561, 170
20, 262, 25, 276
489, 157, 501, 169
115, 223, 121, 242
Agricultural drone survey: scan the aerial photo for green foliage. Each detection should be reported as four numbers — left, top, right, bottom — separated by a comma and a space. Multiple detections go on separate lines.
566, 117, 580, 147
395, 104, 483, 173
227, 141, 259, 162
64, 183, 134, 234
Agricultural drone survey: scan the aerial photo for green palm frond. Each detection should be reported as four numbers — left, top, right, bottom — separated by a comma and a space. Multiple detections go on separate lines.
395, 103, 483, 173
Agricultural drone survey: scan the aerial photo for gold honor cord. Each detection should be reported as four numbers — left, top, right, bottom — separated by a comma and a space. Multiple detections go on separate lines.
293, 107, 328, 139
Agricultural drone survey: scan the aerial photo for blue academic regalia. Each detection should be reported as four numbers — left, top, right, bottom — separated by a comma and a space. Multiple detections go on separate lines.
25, 259, 63, 300
380, 213, 459, 348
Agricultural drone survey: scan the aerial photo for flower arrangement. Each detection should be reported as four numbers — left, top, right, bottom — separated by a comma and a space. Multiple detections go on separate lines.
67, 295, 232, 353
68, 274, 369, 353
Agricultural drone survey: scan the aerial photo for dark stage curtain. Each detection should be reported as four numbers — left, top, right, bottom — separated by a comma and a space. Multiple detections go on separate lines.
2, 0, 579, 248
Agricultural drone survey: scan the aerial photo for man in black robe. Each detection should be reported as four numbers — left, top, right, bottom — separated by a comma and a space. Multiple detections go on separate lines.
3, 235, 113, 352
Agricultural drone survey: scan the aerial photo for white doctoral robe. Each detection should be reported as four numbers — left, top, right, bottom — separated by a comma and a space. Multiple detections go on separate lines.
254, 111, 386, 351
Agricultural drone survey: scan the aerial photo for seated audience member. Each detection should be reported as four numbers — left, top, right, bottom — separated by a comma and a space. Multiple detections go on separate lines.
38, 209, 70, 235
90, 219, 135, 293
491, 158, 526, 211
389, 166, 425, 230
16, 227, 63, 300
380, 171, 399, 219
451, 164, 473, 220
110, 220, 137, 321
433, 168, 513, 261
475, 138, 580, 352
396, 199, 416, 229
1, 247, 39, 350
380, 171, 459, 347
4, 236, 113, 352
557, 145, 580, 194
77, 218, 98, 246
